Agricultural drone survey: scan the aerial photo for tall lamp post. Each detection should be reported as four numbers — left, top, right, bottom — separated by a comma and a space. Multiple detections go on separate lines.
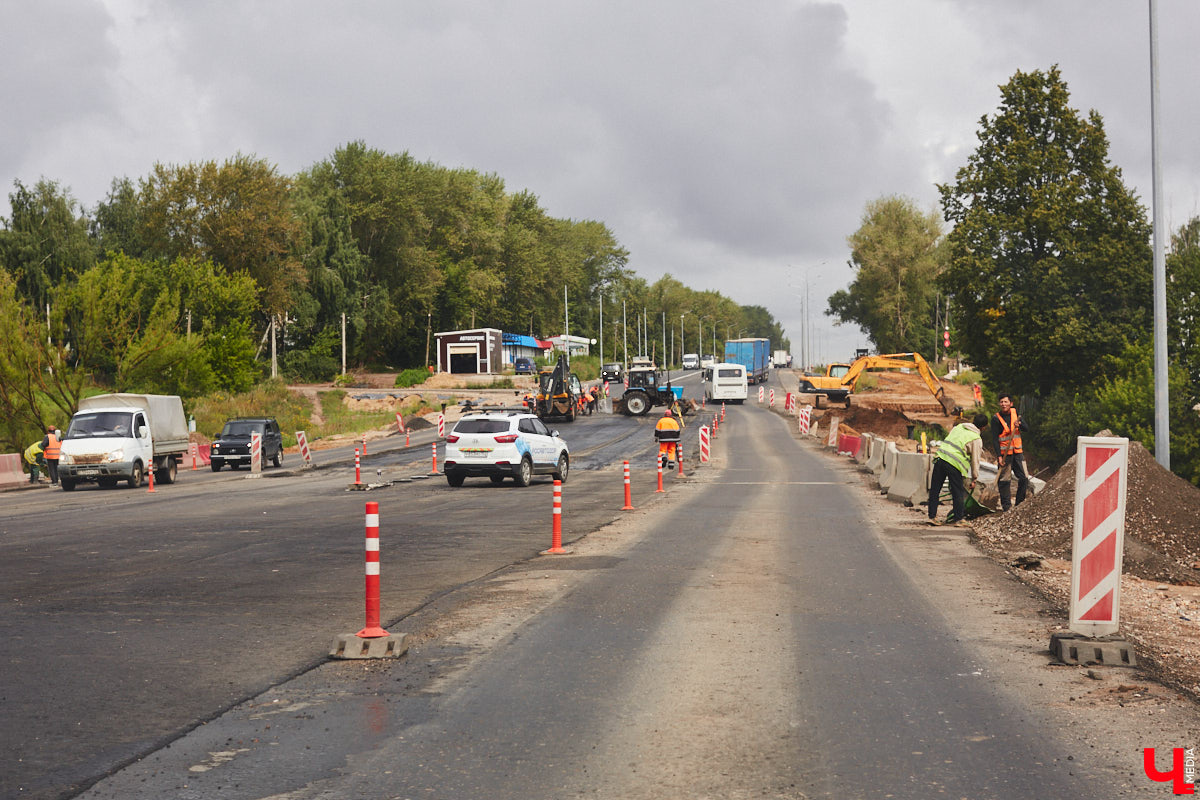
680, 312, 687, 365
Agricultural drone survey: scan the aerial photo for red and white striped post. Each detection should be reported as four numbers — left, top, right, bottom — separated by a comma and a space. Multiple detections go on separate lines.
699, 425, 710, 462
296, 430, 312, 467
250, 431, 262, 475
357, 501, 388, 638
146, 462, 156, 493
721, 402, 726, 421
541, 480, 568, 555
798, 406, 811, 435
758, 385, 764, 403
712, 413, 719, 437
1069, 436, 1130, 637
676, 446, 684, 477
438, 413, 445, 439
769, 388, 775, 407
656, 457, 665, 493
354, 447, 362, 485
190, 441, 198, 470
430, 442, 438, 474
361, 432, 367, 456
621, 460, 634, 510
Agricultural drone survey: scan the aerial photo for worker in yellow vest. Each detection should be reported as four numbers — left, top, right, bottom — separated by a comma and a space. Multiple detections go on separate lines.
990, 394, 1029, 511
40, 425, 61, 486
23, 440, 44, 484
927, 414, 989, 526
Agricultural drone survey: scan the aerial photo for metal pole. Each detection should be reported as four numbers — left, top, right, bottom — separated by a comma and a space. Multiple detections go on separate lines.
599, 293, 604, 363
341, 312, 346, 375
1149, 0, 1170, 469
564, 286, 570, 367
623, 300, 628, 368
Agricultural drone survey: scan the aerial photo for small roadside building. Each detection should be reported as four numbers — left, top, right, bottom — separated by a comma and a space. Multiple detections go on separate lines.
434, 328, 504, 374
546, 334, 593, 356
501, 333, 544, 366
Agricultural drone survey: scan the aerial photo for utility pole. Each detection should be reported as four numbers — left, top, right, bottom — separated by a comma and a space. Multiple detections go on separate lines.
1149, 0, 1170, 469
270, 315, 278, 379
341, 312, 346, 375
622, 300, 628, 368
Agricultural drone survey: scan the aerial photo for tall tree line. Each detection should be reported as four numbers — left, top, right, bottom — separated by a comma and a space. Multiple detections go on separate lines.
0, 141, 783, 450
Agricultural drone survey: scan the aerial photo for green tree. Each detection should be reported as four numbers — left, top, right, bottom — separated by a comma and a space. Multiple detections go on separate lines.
938, 66, 1152, 398
0, 179, 96, 310
1167, 217, 1200, 388
138, 154, 307, 317
828, 195, 943, 356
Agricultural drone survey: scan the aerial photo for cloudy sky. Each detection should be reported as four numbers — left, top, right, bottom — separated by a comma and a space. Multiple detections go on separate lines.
4, 1, 1198, 363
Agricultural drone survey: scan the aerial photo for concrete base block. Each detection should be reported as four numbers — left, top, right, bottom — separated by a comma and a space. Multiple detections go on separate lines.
329, 632, 408, 660
1049, 632, 1137, 667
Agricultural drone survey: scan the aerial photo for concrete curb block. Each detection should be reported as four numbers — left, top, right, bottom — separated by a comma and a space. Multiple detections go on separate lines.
854, 433, 874, 467
886, 451, 931, 506
0, 453, 27, 488
866, 435, 886, 474
877, 442, 900, 491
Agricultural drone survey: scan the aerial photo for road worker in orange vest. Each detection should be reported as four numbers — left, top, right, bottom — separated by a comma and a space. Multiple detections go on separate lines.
40, 425, 61, 486
990, 393, 1029, 511
654, 407, 682, 469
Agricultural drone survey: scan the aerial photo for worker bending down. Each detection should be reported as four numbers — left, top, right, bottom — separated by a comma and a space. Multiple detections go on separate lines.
654, 407, 682, 469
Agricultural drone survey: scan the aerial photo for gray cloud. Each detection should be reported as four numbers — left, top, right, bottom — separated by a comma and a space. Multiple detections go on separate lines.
3, 0, 1199, 362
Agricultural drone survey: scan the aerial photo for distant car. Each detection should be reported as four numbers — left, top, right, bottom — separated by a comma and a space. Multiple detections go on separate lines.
210, 418, 284, 471
514, 357, 535, 374
700, 354, 716, 369
443, 410, 569, 487
600, 362, 624, 383
682, 353, 700, 369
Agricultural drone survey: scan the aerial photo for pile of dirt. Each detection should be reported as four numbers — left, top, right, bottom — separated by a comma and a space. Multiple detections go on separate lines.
972, 439, 1200, 584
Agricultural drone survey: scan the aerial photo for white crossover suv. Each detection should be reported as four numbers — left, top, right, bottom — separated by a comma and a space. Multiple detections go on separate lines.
443, 411, 569, 487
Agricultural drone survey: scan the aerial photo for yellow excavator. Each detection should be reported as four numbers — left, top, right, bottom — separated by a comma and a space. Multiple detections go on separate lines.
839, 352, 960, 416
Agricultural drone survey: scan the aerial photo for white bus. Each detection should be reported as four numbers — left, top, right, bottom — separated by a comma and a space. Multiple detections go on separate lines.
704, 362, 748, 404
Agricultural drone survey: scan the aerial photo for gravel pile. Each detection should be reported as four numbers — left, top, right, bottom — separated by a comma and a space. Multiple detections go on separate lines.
972, 439, 1200, 585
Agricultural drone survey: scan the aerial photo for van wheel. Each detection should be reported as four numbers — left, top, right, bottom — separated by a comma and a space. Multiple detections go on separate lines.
127, 463, 143, 489
157, 459, 177, 485
61, 478, 76, 491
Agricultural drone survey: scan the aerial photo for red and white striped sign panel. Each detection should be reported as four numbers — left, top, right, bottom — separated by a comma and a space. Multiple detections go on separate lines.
1069, 436, 1129, 637
797, 406, 811, 435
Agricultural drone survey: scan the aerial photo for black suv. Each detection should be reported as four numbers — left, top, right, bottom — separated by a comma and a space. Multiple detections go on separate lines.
210, 418, 284, 471
600, 362, 624, 383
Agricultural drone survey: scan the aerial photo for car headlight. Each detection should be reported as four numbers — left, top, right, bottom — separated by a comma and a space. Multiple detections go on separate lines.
104, 449, 124, 463
212, 443, 220, 451
59, 453, 73, 465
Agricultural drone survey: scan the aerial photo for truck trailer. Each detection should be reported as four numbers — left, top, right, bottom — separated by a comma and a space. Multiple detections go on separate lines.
724, 338, 771, 384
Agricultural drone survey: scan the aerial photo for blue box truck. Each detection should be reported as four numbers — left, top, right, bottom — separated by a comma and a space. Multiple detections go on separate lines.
724, 338, 770, 384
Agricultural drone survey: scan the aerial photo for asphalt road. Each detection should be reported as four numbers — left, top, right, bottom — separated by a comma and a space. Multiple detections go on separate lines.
67, 381, 1193, 799
0, 370, 717, 800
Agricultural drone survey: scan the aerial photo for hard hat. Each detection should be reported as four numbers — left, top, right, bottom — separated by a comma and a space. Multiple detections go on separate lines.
663, 408, 673, 416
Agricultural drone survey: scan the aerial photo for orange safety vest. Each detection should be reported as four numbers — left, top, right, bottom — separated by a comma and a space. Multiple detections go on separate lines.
996, 408, 1022, 456
43, 432, 61, 460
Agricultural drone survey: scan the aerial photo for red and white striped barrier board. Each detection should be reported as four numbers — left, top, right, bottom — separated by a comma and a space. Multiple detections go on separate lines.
297, 430, 312, 466
438, 413, 445, 438
758, 385, 764, 403
1069, 436, 1129, 637
798, 406, 812, 435
250, 431, 262, 474
395, 412, 404, 433
769, 388, 775, 407
357, 501, 388, 638
826, 415, 841, 448
699, 425, 710, 463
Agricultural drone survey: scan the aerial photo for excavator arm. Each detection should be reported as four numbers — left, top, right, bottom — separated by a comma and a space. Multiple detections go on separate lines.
840, 353, 960, 416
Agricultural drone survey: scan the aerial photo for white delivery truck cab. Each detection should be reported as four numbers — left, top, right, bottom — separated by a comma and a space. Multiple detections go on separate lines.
58, 394, 189, 491
704, 362, 749, 404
